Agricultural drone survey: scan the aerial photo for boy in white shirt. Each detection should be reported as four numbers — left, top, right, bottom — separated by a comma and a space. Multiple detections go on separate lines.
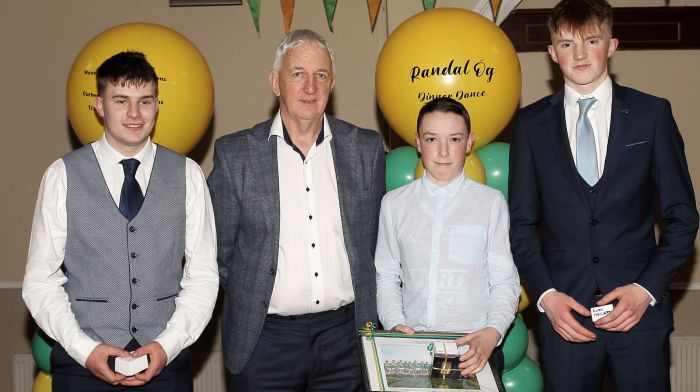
375, 97, 520, 378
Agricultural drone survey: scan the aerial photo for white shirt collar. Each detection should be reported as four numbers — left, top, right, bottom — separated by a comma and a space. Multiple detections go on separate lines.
420, 170, 468, 197
564, 76, 613, 108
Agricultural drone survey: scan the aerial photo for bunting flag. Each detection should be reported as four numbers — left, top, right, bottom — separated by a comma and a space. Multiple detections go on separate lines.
323, 0, 337, 32
490, 0, 502, 21
367, 0, 382, 30
248, 0, 261, 36
422, 0, 436, 10
281, 0, 295, 33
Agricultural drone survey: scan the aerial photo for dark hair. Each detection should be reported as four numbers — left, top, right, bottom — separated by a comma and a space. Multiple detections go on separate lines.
547, 0, 613, 37
96, 51, 158, 96
417, 97, 471, 134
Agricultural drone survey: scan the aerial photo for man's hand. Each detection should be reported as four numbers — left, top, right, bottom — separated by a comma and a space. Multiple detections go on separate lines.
119, 342, 168, 387
541, 291, 596, 342
595, 284, 651, 332
391, 324, 416, 334
85, 343, 129, 385
456, 327, 501, 376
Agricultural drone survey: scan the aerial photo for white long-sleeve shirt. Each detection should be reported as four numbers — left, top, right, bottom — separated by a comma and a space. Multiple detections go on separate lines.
22, 135, 218, 367
375, 173, 520, 341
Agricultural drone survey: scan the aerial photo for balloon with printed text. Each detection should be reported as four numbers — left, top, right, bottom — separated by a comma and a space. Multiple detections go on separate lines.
66, 23, 214, 154
376, 8, 521, 149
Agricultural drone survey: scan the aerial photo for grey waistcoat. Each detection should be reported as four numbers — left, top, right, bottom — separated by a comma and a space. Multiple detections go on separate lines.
62, 144, 186, 348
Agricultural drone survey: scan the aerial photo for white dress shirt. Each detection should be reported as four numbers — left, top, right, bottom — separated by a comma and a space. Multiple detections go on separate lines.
22, 135, 219, 367
375, 173, 520, 341
564, 76, 613, 176
268, 113, 354, 315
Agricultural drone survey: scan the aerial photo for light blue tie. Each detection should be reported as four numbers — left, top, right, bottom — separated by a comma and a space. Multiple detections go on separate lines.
576, 97, 599, 186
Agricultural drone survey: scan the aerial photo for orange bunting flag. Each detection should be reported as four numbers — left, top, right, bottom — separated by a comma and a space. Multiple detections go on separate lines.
490, 0, 502, 22
367, 0, 382, 30
281, 0, 295, 33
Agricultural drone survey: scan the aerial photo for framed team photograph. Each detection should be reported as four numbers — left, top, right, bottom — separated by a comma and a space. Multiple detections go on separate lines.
358, 325, 504, 392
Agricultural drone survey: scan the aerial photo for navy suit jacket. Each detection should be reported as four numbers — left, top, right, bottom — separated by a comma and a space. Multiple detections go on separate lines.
509, 83, 698, 330
208, 115, 386, 374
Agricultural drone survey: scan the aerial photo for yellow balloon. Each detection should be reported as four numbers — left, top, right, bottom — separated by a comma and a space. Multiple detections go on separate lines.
519, 285, 530, 312
66, 23, 214, 154
414, 153, 486, 184
376, 8, 521, 149
32, 371, 51, 392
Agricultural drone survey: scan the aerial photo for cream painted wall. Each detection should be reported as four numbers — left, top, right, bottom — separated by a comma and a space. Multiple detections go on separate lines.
1, 0, 699, 388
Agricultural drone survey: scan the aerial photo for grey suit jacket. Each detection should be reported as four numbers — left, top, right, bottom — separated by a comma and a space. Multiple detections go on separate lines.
208, 115, 386, 374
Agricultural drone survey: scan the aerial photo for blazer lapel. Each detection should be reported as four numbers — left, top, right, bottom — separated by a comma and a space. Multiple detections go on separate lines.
595, 84, 629, 195
328, 117, 360, 268
547, 91, 591, 208
249, 125, 280, 232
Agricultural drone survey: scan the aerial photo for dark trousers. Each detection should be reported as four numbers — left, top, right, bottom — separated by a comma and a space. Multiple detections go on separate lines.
539, 319, 672, 392
228, 303, 364, 392
51, 339, 193, 392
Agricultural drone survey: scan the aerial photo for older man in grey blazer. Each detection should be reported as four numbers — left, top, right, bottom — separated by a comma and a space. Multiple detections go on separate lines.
208, 29, 385, 391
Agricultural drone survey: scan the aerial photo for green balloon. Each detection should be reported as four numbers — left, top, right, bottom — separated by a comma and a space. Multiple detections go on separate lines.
502, 357, 544, 392
502, 315, 528, 371
386, 146, 419, 192
475, 142, 510, 201
32, 329, 54, 374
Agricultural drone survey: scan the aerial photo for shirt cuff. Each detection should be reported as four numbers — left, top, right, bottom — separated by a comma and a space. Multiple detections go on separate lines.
155, 330, 184, 365
65, 333, 101, 368
536, 288, 557, 313
633, 283, 657, 306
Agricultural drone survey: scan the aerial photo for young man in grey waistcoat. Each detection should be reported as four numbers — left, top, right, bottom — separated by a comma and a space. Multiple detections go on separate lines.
23, 51, 219, 391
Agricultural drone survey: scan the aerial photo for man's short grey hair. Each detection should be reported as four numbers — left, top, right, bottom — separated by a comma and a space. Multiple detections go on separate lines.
272, 29, 335, 75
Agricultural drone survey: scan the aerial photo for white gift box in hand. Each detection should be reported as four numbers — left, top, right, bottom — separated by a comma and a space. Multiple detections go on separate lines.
115, 355, 149, 376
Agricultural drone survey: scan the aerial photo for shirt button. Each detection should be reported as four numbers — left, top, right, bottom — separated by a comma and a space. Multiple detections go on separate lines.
130, 252, 138, 259
129, 226, 136, 233
131, 327, 138, 333
309, 215, 313, 220
311, 243, 316, 248
306, 187, 310, 192
315, 300, 320, 305
314, 272, 319, 277
132, 303, 138, 309
131, 278, 138, 284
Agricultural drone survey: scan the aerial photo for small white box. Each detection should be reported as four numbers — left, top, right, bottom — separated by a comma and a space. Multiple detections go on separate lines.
590, 304, 614, 322
115, 355, 148, 376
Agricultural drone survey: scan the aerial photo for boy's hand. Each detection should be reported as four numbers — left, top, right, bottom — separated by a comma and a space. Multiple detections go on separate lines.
391, 324, 416, 334
541, 291, 596, 342
120, 342, 167, 387
595, 284, 650, 332
456, 327, 500, 376
85, 343, 129, 385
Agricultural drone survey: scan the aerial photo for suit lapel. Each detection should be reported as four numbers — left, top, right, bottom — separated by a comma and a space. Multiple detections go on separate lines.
328, 117, 360, 268
547, 91, 591, 209
249, 124, 280, 232
594, 84, 629, 200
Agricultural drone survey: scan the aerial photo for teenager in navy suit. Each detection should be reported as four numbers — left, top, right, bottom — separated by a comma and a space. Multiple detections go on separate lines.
509, 0, 698, 390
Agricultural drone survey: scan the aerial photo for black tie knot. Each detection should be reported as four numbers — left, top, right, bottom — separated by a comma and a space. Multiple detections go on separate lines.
119, 158, 144, 221
120, 158, 141, 177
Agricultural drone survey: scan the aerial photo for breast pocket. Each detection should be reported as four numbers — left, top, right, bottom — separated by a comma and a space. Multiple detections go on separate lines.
448, 225, 486, 265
